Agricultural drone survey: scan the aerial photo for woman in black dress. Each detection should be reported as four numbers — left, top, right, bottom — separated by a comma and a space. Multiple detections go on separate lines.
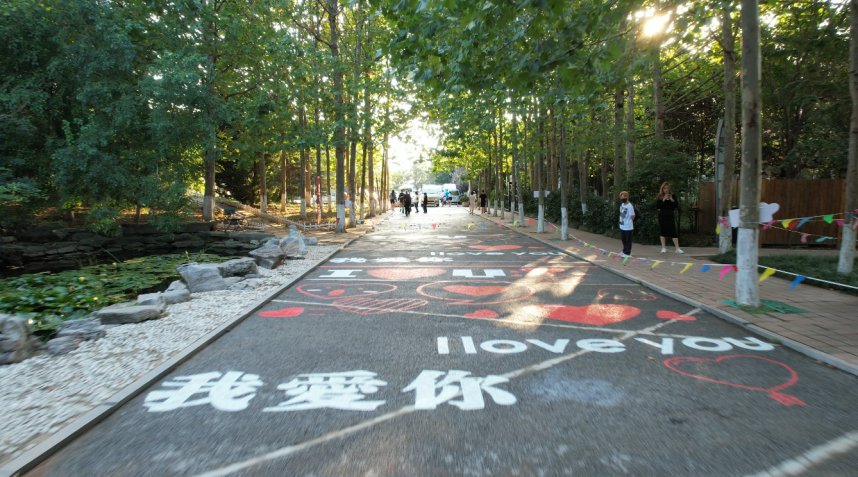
656, 182, 684, 254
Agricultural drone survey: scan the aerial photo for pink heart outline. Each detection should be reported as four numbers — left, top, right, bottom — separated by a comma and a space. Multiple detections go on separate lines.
663, 354, 806, 406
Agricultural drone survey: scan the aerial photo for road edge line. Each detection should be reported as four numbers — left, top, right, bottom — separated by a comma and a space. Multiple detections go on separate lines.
0, 236, 361, 477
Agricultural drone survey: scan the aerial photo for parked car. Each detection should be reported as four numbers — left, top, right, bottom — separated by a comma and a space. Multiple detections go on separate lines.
421, 184, 443, 206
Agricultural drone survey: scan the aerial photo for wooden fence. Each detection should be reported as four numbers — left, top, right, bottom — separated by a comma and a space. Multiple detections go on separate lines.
697, 179, 846, 246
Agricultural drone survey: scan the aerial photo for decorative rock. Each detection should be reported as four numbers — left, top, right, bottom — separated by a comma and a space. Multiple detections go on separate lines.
304, 236, 318, 246
56, 317, 105, 341
229, 279, 261, 291
249, 242, 285, 269
46, 336, 79, 355
137, 293, 167, 312
163, 281, 191, 304
176, 263, 228, 293
279, 226, 307, 257
223, 277, 243, 286
217, 257, 258, 277
94, 303, 164, 325
0, 314, 37, 364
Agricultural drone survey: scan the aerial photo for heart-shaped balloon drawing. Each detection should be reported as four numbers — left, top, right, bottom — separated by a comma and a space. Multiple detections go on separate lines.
542, 304, 640, 326
259, 307, 304, 318
333, 297, 427, 315
663, 355, 806, 406
443, 285, 507, 297
656, 310, 696, 321
463, 309, 500, 319
417, 281, 534, 305
367, 268, 446, 280
469, 244, 522, 251
296, 283, 396, 300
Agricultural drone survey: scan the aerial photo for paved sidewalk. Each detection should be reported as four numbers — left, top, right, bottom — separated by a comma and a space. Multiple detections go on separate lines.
475, 210, 858, 376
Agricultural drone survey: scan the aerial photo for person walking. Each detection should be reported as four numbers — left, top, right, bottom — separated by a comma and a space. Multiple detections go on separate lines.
469, 190, 476, 214
618, 191, 635, 257
422, 193, 428, 214
398, 191, 405, 214
656, 182, 684, 254
479, 191, 487, 214
414, 194, 420, 214
389, 190, 396, 209
404, 192, 412, 217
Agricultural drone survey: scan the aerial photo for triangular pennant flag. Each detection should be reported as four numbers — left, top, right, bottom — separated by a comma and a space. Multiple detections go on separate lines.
622, 256, 630, 265
550, 223, 556, 231
796, 217, 812, 229
467, 223, 473, 230
716, 224, 721, 234
815, 236, 829, 243
700, 264, 711, 273
762, 220, 775, 230
789, 275, 806, 290
823, 214, 834, 224
835, 219, 845, 227
781, 219, 792, 229
758, 267, 776, 283
651, 260, 663, 269
680, 263, 693, 274
800, 233, 808, 243
719, 265, 737, 280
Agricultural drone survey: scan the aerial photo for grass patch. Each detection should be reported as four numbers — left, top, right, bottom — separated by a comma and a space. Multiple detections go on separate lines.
709, 251, 858, 296
0, 252, 240, 338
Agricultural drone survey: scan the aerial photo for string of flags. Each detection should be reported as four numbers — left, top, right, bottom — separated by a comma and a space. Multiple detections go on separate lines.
716, 209, 858, 235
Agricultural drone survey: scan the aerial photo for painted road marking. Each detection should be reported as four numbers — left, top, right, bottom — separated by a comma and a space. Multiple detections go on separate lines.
192, 319, 681, 477
744, 430, 858, 477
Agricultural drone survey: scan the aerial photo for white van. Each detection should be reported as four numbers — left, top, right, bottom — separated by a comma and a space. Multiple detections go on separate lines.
421, 184, 443, 206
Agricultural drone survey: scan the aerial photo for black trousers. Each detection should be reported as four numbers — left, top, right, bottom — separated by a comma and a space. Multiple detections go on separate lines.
620, 229, 633, 255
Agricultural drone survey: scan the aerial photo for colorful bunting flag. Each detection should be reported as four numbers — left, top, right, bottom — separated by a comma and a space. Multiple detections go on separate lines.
651, 260, 663, 269
781, 219, 792, 229
680, 263, 693, 274
715, 224, 721, 234
789, 275, 806, 290
622, 256, 630, 265
719, 265, 737, 280
796, 217, 812, 229
758, 267, 776, 283
823, 214, 834, 224
701, 264, 711, 273
835, 219, 845, 227
800, 233, 808, 243
762, 220, 775, 230
815, 236, 829, 243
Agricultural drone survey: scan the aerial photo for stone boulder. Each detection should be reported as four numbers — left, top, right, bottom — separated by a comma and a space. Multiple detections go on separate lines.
249, 242, 285, 269
217, 257, 258, 277
304, 236, 318, 246
95, 303, 164, 325
279, 225, 307, 257
176, 263, 229, 293
56, 317, 105, 341
137, 292, 167, 312
0, 314, 38, 365
163, 280, 191, 304
46, 336, 78, 355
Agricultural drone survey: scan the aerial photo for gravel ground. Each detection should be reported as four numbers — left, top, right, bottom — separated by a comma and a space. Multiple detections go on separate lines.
0, 244, 338, 466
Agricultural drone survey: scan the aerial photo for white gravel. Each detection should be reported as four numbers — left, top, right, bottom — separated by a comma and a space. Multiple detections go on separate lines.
0, 244, 338, 466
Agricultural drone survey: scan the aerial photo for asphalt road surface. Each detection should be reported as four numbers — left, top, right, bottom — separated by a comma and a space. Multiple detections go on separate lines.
29, 206, 858, 476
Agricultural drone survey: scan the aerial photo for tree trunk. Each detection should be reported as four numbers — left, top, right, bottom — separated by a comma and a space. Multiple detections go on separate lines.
625, 79, 636, 175
315, 107, 322, 224
280, 149, 288, 212
613, 87, 624, 189
299, 106, 307, 218
737, 0, 762, 307
838, 0, 858, 274
328, 0, 345, 233
326, 146, 332, 213
258, 153, 267, 214
719, 2, 738, 254
203, 142, 217, 221
559, 114, 569, 240
653, 48, 664, 139
537, 107, 546, 233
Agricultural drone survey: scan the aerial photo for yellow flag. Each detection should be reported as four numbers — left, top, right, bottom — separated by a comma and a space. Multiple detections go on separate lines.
781, 219, 792, 229
715, 224, 721, 234
651, 260, 663, 269
758, 267, 776, 283
680, 263, 693, 274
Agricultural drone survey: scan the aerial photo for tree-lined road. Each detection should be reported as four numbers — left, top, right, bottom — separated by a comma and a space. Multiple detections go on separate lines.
29, 208, 858, 476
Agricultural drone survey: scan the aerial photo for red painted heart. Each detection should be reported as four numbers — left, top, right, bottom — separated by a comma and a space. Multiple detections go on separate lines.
463, 309, 500, 319
296, 283, 396, 300
469, 245, 522, 251
443, 285, 507, 297
367, 268, 446, 280
542, 304, 640, 325
333, 297, 427, 315
656, 310, 696, 321
597, 288, 658, 302
664, 355, 805, 406
260, 307, 304, 318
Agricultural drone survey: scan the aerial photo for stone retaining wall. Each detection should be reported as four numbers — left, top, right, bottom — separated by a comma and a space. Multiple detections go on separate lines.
0, 223, 274, 275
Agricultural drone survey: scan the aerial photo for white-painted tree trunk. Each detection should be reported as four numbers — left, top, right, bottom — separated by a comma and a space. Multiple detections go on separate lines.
561, 207, 568, 240
839, 225, 855, 274
838, 0, 858, 275
518, 203, 525, 227
736, 228, 759, 305
719, 220, 733, 254
537, 204, 545, 233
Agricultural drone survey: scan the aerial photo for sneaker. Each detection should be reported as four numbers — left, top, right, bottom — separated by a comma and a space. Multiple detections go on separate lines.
660, 247, 667, 253
675, 248, 685, 254
619, 252, 629, 258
